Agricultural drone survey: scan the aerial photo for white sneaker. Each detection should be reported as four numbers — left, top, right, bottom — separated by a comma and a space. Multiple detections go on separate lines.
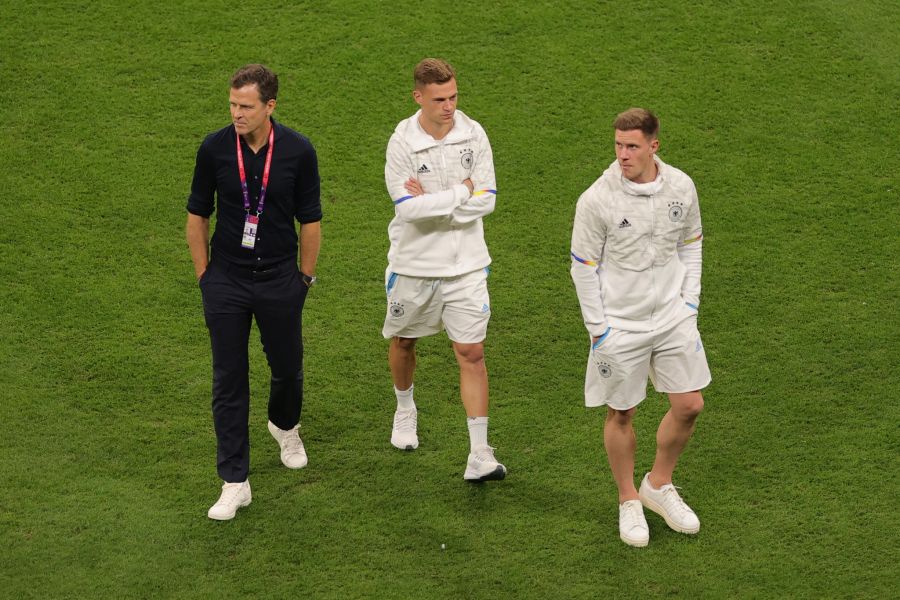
464, 446, 507, 482
268, 420, 308, 469
207, 480, 251, 521
638, 473, 700, 534
390, 408, 419, 450
618, 499, 649, 547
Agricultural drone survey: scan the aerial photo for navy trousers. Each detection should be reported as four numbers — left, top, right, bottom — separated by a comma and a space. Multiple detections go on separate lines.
199, 258, 308, 483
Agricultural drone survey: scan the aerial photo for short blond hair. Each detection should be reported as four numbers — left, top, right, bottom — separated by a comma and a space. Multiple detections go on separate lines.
614, 108, 659, 139
414, 58, 456, 88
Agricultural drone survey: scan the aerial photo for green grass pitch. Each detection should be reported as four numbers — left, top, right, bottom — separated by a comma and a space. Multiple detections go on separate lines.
1, 1, 897, 598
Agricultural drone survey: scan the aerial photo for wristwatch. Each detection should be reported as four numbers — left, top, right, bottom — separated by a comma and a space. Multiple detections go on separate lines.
301, 273, 317, 287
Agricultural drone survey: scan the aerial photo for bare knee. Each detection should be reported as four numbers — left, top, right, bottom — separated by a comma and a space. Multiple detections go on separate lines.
606, 406, 636, 427
453, 342, 485, 366
669, 391, 704, 420
392, 336, 417, 352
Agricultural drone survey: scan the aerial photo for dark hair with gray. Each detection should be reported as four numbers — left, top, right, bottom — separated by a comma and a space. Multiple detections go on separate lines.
230, 64, 279, 103
613, 107, 659, 139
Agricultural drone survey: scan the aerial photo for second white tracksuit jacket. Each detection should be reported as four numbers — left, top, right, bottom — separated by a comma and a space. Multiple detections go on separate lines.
385, 110, 497, 278
570, 156, 704, 336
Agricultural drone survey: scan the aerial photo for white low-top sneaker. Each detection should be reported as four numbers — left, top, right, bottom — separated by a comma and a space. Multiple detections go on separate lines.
390, 408, 419, 450
638, 473, 700, 534
618, 499, 649, 547
207, 480, 251, 521
268, 421, 308, 469
464, 446, 507, 482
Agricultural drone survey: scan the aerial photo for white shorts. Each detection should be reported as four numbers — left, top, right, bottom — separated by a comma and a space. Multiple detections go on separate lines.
382, 268, 491, 344
584, 316, 711, 410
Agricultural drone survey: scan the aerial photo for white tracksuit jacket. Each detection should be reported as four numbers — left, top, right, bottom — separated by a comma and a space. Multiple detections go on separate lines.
570, 156, 703, 336
385, 110, 497, 278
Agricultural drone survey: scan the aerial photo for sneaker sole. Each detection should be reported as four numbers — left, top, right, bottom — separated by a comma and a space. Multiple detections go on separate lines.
282, 457, 308, 469
620, 532, 649, 547
207, 498, 251, 521
639, 492, 700, 534
464, 466, 507, 482
390, 439, 418, 451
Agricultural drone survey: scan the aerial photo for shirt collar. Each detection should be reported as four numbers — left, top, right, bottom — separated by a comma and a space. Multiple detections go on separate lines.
232, 117, 282, 146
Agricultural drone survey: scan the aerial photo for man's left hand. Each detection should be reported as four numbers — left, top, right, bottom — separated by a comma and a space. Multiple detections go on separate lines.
404, 178, 424, 196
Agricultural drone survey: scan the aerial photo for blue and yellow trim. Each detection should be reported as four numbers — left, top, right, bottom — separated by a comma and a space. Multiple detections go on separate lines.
571, 252, 598, 267
681, 233, 703, 245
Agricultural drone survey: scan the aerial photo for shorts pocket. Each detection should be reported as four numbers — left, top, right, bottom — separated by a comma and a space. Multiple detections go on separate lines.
386, 271, 399, 296
591, 327, 612, 350
590, 344, 617, 380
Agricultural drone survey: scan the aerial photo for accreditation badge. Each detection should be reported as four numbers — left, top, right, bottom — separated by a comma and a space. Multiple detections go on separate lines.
241, 214, 259, 249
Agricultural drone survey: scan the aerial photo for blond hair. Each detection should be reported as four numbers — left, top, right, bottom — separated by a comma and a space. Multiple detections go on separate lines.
414, 58, 456, 88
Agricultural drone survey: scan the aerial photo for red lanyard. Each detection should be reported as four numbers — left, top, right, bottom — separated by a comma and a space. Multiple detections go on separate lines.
236, 124, 275, 215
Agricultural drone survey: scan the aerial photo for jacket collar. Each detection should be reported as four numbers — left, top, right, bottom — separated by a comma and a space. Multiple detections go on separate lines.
400, 109, 476, 151
608, 156, 667, 196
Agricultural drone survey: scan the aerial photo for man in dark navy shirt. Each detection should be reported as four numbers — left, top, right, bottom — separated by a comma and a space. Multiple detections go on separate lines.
186, 64, 322, 521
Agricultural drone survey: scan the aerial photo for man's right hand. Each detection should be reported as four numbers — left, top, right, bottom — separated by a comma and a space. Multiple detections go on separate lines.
463, 178, 474, 194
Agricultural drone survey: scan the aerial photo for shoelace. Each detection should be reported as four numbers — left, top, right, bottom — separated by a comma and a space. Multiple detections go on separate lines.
621, 501, 644, 524
281, 428, 303, 453
474, 446, 497, 462
219, 483, 245, 505
394, 410, 417, 432
660, 485, 693, 514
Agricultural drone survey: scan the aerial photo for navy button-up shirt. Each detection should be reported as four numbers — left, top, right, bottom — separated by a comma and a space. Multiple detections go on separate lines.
187, 118, 321, 267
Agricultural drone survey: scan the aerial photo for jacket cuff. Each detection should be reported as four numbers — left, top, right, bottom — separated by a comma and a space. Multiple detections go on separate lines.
454, 183, 471, 203
587, 322, 609, 338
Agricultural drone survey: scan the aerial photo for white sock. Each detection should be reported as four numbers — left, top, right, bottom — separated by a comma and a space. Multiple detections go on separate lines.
395, 384, 415, 411
467, 416, 489, 452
